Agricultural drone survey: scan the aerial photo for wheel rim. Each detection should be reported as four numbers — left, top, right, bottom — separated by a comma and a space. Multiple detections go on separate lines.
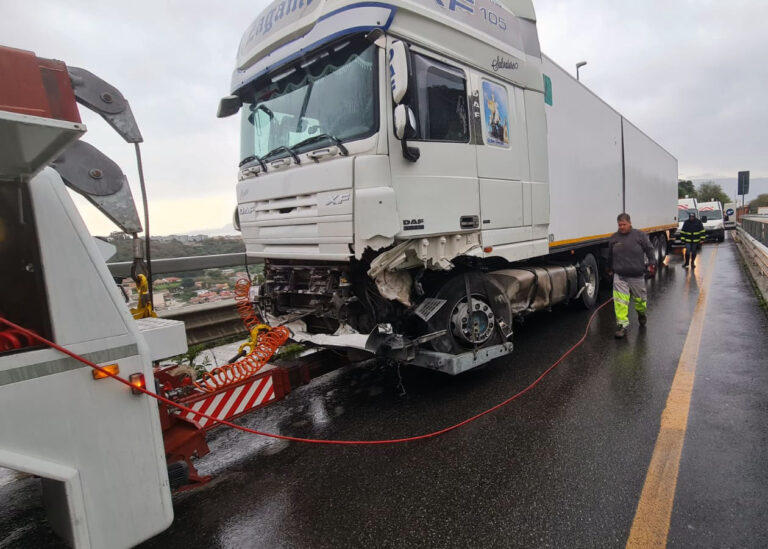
584, 265, 596, 299
450, 296, 495, 346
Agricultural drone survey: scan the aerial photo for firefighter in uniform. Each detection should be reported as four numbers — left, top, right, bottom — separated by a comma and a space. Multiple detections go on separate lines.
607, 213, 657, 339
679, 212, 705, 268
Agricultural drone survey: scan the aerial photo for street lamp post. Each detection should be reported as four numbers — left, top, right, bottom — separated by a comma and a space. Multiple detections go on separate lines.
576, 61, 587, 81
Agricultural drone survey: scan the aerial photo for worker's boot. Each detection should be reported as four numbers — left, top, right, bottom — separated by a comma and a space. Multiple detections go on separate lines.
614, 325, 627, 338
638, 313, 647, 327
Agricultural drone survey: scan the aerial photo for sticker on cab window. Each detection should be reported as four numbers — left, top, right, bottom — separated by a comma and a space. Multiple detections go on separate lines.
482, 80, 510, 147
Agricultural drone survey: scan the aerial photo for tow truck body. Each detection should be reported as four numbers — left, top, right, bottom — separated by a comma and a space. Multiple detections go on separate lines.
0, 45, 183, 548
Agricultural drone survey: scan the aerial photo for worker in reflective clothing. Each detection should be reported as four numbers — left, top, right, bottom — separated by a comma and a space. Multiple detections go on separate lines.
607, 213, 657, 339
679, 212, 706, 268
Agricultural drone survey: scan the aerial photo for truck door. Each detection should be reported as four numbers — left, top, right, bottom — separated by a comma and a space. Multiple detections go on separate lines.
469, 70, 535, 254
388, 44, 479, 237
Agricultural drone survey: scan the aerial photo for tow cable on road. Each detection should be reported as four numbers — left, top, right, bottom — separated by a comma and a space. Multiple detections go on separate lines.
0, 298, 613, 446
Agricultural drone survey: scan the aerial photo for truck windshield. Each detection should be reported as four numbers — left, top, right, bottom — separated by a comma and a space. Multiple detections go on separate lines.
239, 37, 377, 163
679, 209, 697, 220
700, 210, 722, 220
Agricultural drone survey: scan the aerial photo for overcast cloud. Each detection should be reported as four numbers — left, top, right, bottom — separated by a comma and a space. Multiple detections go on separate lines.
2, 0, 766, 234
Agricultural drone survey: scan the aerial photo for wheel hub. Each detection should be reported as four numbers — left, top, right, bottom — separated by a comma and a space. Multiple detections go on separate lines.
451, 297, 495, 345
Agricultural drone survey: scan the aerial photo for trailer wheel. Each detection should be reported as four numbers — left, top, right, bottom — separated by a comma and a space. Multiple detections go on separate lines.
650, 235, 665, 267
657, 233, 668, 262
577, 253, 599, 309
426, 272, 511, 354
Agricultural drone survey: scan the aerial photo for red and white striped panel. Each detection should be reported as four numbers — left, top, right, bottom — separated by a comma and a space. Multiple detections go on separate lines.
183, 375, 275, 428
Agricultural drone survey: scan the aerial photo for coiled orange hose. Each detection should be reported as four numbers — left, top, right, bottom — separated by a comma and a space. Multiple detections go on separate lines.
192, 279, 290, 393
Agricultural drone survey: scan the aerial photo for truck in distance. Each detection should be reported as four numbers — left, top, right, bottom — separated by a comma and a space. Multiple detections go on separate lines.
220, 0, 678, 374
698, 200, 725, 242
673, 197, 699, 245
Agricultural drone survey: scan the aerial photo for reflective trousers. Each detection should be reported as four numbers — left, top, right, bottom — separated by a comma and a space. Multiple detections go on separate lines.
613, 273, 647, 328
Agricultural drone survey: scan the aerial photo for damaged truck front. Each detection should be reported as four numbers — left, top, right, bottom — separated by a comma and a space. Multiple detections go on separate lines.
219, 0, 678, 374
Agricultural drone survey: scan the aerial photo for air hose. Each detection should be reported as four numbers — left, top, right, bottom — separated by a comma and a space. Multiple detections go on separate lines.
0, 298, 613, 445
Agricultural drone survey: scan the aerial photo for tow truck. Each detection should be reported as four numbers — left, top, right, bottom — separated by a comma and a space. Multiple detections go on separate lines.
0, 45, 322, 547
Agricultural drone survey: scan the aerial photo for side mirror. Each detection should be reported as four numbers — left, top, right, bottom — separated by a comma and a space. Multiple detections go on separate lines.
389, 41, 410, 104
701, 216, 708, 223
393, 104, 419, 162
724, 214, 729, 221
217, 95, 242, 118
394, 104, 417, 140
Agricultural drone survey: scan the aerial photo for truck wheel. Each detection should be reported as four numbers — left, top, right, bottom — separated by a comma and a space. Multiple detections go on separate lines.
650, 236, 661, 265
427, 272, 511, 354
577, 253, 599, 309
657, 233, 668, 261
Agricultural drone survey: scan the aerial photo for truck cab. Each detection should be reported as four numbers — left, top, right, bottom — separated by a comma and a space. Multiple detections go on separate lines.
698, 200, 725, 242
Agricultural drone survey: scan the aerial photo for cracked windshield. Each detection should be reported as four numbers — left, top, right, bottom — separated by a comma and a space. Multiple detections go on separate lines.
240, 37, 377, 163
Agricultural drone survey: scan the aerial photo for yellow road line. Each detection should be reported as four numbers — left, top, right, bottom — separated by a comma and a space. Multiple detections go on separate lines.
626, 245, 718, 548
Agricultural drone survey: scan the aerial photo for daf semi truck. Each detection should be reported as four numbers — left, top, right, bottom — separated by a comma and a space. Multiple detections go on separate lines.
220, 0, 678, 374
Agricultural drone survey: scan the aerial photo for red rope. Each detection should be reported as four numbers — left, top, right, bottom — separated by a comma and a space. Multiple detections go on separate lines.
0, 299, 612, 445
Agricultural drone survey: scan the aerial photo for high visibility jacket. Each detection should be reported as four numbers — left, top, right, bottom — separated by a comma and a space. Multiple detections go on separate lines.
679, 218, 705, 243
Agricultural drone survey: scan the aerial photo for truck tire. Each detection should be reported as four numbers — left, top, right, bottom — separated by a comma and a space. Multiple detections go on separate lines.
577, 253, 599, 309
650, 234, 666, 266
657, 233, 668, 262
426, 272, 511, 354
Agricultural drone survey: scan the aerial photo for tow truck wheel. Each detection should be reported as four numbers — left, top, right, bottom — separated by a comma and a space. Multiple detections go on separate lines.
577, 253, 599, 309
426, 272, 510, 354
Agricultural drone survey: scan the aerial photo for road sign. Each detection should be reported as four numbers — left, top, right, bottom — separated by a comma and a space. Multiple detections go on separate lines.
738, 171, 750, 195
726, 208, 735, 216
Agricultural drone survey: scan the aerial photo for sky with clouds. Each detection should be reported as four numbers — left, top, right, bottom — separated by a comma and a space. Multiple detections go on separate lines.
2, 0, 766, 234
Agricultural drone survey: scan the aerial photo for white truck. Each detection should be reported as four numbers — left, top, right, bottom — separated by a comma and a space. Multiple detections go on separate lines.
0, 46, 187, 547
698, 200, 725, 242
672, 197, 699, 245
220, 0, 678, 374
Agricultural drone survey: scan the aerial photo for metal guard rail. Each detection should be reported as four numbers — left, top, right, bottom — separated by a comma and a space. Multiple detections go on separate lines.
735, 216, 768, 303
107, 252, 248, 278
107, 253, 251, 346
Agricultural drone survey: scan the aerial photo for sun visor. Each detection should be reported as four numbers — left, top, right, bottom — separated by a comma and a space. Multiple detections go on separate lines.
232, 3, 396, 93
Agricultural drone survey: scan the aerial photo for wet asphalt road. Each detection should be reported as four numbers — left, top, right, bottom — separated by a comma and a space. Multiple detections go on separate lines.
2, 237, 767, 548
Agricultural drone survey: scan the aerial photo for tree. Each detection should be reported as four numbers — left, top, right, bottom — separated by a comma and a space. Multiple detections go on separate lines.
678, 180, 696, 199
748, 194, 768, 213
696, 181, 731, 204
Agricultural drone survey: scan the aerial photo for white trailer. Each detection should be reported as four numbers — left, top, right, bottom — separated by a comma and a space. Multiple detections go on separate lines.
221, 0, 677, 373
0, 46, 185, 548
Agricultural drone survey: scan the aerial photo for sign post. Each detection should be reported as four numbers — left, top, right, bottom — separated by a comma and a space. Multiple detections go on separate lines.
738, 170, 750, 212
